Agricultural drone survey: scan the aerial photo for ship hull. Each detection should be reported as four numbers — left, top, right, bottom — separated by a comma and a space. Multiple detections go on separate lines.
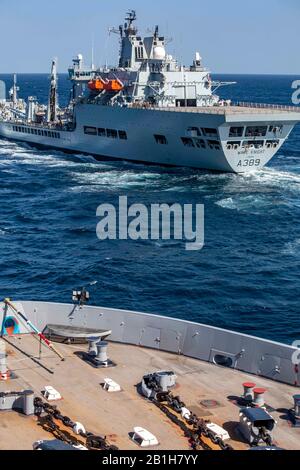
0, 104, 298, 173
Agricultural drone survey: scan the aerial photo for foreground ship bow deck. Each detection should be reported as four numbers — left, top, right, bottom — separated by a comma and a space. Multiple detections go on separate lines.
0, 300, 300, 450
0, 10, 300, 173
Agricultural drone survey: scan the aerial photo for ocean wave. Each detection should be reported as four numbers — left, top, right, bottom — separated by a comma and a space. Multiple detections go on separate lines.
67, 169, 164, 191
215, 194, 285, 213
282, 238, 300, 256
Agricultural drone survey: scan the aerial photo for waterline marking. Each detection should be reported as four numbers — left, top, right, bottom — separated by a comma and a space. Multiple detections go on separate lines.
96, 196, 204, 251
292, 80, 300, 105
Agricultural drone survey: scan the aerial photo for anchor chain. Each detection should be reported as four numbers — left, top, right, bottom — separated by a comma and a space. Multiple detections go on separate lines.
145, 378, 234, 451
154, 393, 234, 451
252, 427, 273, 447
34, 397, 119, 451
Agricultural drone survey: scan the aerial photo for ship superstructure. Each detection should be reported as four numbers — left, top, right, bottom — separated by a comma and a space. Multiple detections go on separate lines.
0, 10, 300, 172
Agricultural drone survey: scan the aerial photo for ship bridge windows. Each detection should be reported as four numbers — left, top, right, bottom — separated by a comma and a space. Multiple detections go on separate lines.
202, 128, 218, 137
154, 134, 168, 145
245, 126, 267, 137
135, 47, 144, 60
229, 126, 244, 138
242, 140, 264, 149
84, 126, 97, 135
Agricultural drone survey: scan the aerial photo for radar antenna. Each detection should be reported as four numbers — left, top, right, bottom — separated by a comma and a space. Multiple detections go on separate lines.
125, 9, 137, 26
124, 10, 137, 36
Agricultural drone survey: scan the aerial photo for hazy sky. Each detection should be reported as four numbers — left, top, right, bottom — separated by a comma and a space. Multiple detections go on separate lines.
0, 0, 299, 74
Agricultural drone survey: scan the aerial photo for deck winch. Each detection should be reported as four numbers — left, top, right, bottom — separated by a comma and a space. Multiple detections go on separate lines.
141, 371, 177, 399
239, 407, 276, 446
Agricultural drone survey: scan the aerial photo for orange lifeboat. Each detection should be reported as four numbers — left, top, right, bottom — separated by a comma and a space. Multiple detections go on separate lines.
88, 78, 108, 92
88, 78, 124, 93
104, 79, 124, 92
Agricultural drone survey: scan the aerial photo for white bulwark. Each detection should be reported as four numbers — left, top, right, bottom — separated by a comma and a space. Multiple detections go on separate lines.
0, 10, 300, 172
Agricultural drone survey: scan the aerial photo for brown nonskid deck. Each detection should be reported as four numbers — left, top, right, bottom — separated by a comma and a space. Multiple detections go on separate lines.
0, 335, 299, 450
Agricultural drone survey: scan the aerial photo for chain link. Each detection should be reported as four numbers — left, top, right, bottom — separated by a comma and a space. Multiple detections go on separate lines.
143, 375, 234, 451
34, 397, 119, 451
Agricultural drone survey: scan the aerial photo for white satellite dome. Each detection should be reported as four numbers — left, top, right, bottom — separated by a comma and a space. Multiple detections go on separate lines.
153, 46, 166, 60
77, 54, 83, 61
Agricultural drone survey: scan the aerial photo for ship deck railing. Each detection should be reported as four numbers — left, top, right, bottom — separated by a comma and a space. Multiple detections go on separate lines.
125, 101, 300, 115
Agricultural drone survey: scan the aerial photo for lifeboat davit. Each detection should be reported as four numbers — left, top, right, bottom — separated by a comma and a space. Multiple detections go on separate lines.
88, 78, 124, 92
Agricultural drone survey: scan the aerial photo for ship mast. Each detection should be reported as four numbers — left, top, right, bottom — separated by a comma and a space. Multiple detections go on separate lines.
12, 74, 18, 106
47, 59, 58, 123
124, 10, 137, 37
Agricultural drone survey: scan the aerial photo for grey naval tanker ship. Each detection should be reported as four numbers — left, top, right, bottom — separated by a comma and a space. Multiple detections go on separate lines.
0, 10, 300, 173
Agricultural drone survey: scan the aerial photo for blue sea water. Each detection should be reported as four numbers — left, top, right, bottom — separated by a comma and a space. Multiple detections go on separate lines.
0, 74, 299, 344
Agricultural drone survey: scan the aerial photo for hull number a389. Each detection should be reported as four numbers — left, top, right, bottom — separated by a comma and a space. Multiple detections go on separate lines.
237, 159, 261, 168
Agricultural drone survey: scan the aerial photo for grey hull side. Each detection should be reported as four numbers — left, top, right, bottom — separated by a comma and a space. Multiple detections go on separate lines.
1, 105, 298, 172
1, 300, 298, 387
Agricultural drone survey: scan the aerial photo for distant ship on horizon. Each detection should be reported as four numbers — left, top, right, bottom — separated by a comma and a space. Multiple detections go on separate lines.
0, 10, 300, 172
